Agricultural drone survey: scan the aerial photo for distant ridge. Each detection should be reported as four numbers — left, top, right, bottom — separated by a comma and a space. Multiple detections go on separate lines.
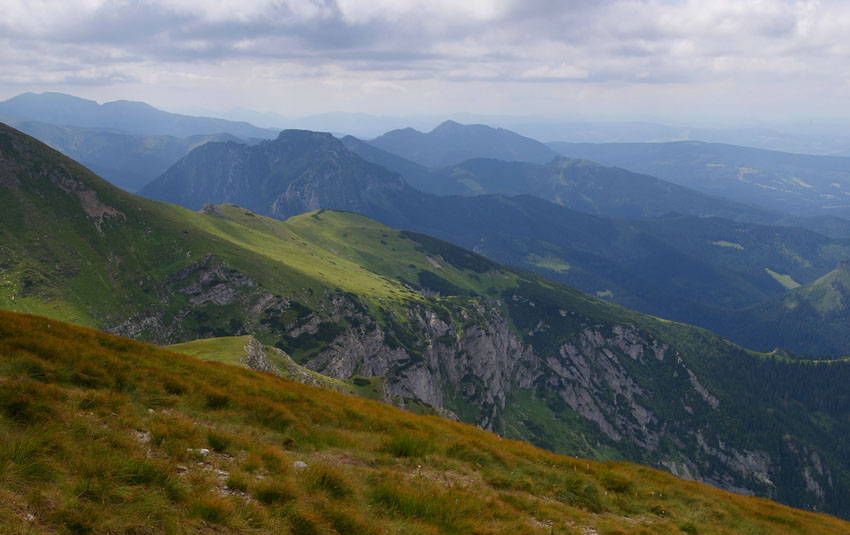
344, 133, 779, 222
0, 91, 278, 139
3, 119, 245, 192
549, 139, 850, 220
369, 120, 559, 167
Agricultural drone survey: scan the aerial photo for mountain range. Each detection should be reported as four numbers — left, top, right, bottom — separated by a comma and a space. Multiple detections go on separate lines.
343, 134, 777, 221
5, 121, 850, 515
0, 92, 279, 139
549, 140, 850, 220
2, 119, 247, 192
347, 124, 850, 240
144, 128, 850, 356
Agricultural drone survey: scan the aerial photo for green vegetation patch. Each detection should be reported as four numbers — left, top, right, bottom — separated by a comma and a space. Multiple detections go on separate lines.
167, 336, 252, 366
765, 267, 802, 290
712, 240, 744, 250
525, 253, 571, 273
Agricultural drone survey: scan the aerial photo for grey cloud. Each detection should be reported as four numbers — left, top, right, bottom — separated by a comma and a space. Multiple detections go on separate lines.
2, 0, 849, 92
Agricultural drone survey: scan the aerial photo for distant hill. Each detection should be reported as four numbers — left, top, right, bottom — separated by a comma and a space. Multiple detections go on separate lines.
4, 119, 244, 192
340, 134, 452, 193
716, 261, 850, 356
549, 140, 850, 220
143, 129, 412, 223
0, 91, 278, 139
369, 120, 559, 167
345, 135, 778, 222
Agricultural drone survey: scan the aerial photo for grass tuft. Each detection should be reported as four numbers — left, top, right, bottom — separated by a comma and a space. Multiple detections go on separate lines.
206, 429, 232, 452
189, 495, 232, 525
253, 479, 297, 506
307, 464, 353, 500
382, 432, 434, 458
554, 472, 605, 513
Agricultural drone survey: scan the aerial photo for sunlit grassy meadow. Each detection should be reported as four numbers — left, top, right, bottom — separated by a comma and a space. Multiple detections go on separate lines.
1, 309, 847, 535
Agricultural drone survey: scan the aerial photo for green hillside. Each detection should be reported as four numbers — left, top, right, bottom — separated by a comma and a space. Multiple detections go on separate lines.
2, 310, 849, 535
716, 261, 850, 355
4, 122, 850, 516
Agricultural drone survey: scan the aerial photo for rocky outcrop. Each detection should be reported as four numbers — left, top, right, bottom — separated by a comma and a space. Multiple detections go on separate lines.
108, 255, 285, 342
305, 305, 539, 430
239, 336, 352, 393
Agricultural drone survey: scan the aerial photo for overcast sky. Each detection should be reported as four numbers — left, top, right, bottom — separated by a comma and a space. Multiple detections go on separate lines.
2, 0, 850, 126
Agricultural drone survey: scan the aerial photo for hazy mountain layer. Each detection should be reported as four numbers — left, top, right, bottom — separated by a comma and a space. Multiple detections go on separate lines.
369, 120, 559, 167
344, 134, 778, 222
3, 119, 244, 192
549, 140, 850, 221
0, 91, 278, 139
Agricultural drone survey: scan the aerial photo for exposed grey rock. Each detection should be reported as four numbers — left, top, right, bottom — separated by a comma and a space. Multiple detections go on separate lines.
685, 367, 720, 409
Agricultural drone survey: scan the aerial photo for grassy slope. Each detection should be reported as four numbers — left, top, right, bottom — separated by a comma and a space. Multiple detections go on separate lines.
167, 335, 386, 402
168, 335, 256, 366
0, 122, 426, 332
2, 310, 848, 535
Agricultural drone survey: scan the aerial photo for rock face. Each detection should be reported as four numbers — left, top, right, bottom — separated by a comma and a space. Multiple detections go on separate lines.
288, 298, 784, 502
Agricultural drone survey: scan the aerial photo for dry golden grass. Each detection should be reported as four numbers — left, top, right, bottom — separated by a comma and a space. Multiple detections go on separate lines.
0, 309, 847, 534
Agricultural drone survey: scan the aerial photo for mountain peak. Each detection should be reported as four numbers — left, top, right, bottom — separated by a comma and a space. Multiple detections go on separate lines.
142, 127, 408, 218
276, 128, 337, 142
371, 120, 558, 167
432, 119, 465, 132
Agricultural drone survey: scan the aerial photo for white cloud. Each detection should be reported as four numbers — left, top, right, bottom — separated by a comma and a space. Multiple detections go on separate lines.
522, 63, 589, 80
336, 0, 509, 24
361, 80, 407, 94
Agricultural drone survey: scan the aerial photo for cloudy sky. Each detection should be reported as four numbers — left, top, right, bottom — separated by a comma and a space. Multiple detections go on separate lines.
2, 0, 849, 125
